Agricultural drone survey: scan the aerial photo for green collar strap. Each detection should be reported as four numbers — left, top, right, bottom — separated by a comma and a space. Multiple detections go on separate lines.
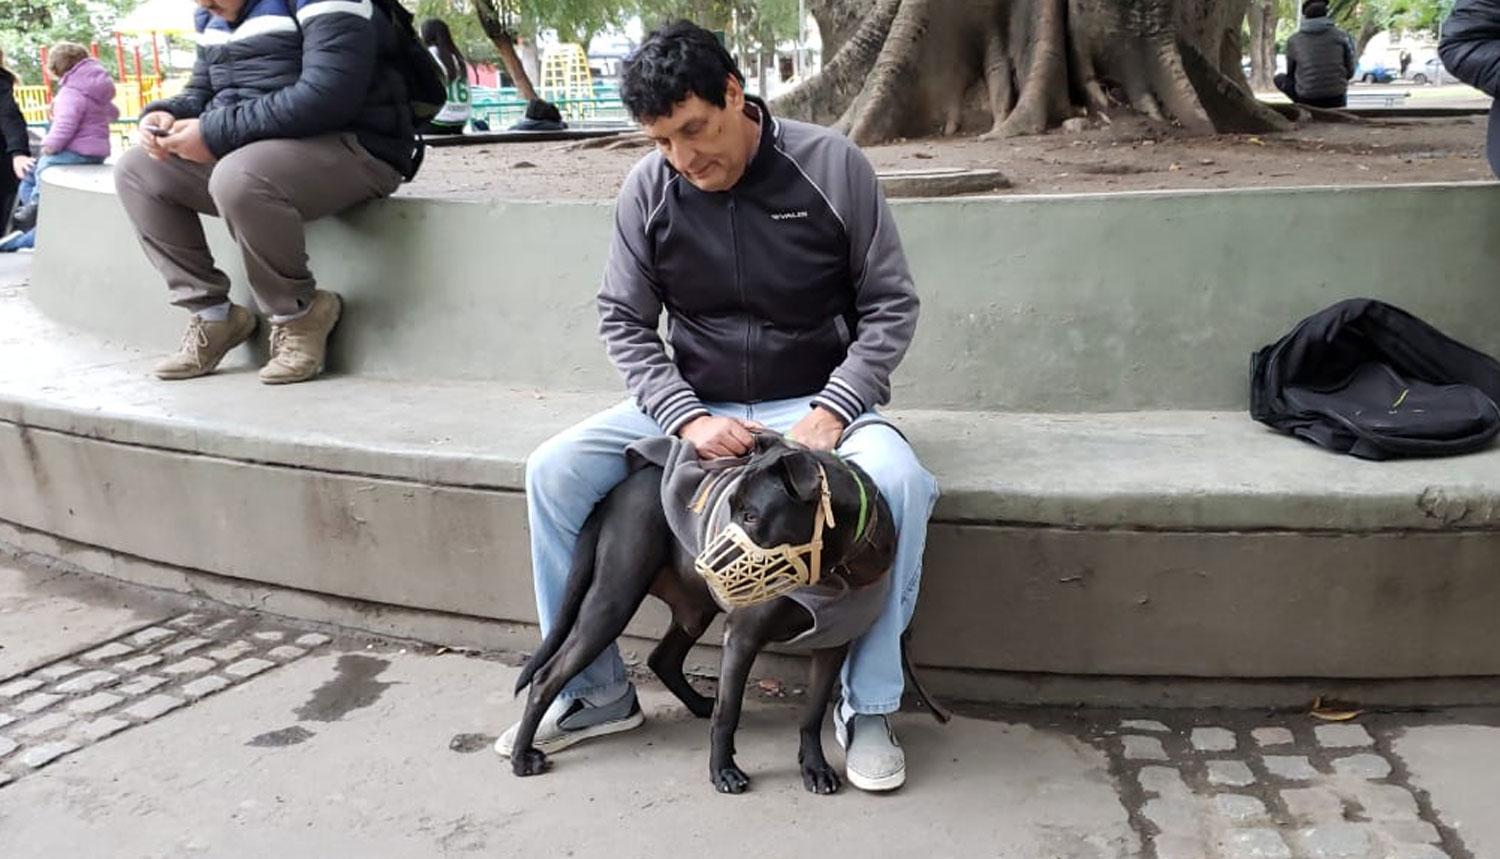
833, 454, 870, 542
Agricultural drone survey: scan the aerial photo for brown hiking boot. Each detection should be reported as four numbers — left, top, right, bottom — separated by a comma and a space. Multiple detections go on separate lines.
259, 290, 342, 385
153, 305, 257, 380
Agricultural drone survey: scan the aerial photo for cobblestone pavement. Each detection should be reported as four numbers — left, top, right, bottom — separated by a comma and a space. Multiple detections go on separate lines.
1088, 713, 1471, 859
0, 612, 330, 787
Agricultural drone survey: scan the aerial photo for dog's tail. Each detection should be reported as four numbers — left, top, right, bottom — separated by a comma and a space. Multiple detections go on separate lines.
514, 508, 604, 696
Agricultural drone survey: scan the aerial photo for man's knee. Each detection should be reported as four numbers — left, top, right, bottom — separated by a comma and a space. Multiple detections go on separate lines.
524, 431, 589, 501
113, 147, 162, 199
844, 428, 938, 508
205, 151, 273, 217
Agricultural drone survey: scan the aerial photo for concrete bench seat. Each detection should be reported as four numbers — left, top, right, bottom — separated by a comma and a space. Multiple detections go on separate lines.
6, 285, 1500, 688
8, 167, 1500, 695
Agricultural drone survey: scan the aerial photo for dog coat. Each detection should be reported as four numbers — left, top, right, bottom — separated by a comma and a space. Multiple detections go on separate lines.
626, 434, 890, 652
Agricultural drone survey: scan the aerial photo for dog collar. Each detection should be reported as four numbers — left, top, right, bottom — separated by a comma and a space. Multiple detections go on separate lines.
833, 454, 869, 542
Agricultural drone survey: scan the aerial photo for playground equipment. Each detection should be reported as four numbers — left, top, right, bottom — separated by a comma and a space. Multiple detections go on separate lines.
538, 44, 595, 120
15, 0, 192, 142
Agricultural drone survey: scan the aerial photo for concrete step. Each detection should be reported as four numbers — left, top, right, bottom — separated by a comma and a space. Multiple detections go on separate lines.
31, 166, 1500, 412
5, 285, 1500, 533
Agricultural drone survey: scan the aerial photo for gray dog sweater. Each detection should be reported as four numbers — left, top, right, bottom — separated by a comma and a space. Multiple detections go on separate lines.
627, 435, 890, 652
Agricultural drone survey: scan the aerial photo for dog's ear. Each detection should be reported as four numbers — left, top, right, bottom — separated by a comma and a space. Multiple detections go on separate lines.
775, 451, 823, 503
752, 432, 783, 455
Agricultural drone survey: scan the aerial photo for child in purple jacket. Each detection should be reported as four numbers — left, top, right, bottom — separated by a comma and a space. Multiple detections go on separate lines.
2, 43, 118, 251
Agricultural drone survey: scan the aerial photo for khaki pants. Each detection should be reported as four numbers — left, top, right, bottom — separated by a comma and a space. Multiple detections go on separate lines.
114, 134, 402, 318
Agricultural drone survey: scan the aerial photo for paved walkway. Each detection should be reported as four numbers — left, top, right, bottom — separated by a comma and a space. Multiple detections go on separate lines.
0, 555, 1498, 859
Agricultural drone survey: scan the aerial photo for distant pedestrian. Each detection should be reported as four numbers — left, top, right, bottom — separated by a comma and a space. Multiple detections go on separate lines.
1400, 50, 1413, 78
419, 19, 471, 136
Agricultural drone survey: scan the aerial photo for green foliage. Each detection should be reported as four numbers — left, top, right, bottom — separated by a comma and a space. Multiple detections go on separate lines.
405, 0, 807, 71
635, 0, 801, 51
0, 0, 136, 83
1327, 0, 1451, 37
406, 0, 503, 63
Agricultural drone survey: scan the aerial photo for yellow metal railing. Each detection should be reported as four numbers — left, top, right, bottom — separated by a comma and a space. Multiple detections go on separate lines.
14, 85, 50, 124
18, 79, 179, 125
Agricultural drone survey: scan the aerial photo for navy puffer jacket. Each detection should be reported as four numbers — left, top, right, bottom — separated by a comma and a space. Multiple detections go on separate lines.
143, 0, 415, 177
1440, 0, 1500, 175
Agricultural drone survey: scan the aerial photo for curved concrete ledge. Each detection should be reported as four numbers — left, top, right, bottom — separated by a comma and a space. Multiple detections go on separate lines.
5, 289, 1500, 683
15, 168, 1500, 688
30, 167, 1500, 412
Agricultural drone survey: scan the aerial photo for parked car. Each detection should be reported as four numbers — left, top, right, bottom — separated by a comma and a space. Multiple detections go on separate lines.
1354, 62, 1398, 84
1410, 56, 1446, 85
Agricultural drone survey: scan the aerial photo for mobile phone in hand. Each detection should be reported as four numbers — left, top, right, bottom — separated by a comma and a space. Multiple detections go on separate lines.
144, 124, 170, 137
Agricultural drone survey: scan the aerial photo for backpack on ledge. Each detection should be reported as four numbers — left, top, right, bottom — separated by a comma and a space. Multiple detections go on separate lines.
371, 0, 447, 179
1250, 298, 1500, 460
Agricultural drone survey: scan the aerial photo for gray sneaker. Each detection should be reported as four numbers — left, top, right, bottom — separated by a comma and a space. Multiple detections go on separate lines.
494, 686, 645, 758
836, 712, 906, 792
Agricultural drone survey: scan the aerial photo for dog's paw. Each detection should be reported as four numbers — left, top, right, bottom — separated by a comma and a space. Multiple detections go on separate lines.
684, 692, 714, 719
801, 761, 841, 795
711, 765, 751, 794
511, 748, 549, 777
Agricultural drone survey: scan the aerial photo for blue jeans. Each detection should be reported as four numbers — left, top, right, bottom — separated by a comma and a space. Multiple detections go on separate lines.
524, 396, 940, 716
16, 151, 103, 205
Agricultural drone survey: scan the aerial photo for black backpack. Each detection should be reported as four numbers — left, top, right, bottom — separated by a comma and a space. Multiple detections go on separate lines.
1250, 298, 1500, 460
371, 0, 448, 178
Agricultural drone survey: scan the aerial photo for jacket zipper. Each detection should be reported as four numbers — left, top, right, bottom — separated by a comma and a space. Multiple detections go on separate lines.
729, 195, 752, 401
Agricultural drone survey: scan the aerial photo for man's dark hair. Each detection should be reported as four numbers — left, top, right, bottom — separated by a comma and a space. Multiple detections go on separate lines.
1302, 0, 1329, 17
621, 20, 745, 122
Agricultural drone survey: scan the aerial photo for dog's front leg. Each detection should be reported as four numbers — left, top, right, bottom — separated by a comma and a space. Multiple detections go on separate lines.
708, 610, 776, 794
798, 644, 849, 795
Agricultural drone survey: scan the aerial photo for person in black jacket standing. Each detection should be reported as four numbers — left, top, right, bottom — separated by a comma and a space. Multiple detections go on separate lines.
1441, 0, 1500, 177
0, 50, 36, 232
113, 0, 416, 384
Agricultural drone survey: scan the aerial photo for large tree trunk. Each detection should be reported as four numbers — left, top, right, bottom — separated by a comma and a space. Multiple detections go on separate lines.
1247, 0, 1279, 92
776, 0, 1289, 144
1354, 21, 1382, 61
472, 0, 539, 102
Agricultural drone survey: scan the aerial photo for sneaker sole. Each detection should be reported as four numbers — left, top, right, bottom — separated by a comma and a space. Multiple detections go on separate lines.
493, 708, 645, 759
844, 763, 906, 792
154, 312, 258, 380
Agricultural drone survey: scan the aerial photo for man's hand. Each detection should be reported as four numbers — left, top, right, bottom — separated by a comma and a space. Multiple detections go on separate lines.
11, 154, 34, 180
160, 118, 215, 164
787, 406, 846, 452
679, 415, 761, 460
138, 111, 177, 160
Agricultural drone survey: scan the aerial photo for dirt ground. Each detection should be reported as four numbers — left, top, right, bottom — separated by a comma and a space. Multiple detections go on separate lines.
402, 112, 1494, 202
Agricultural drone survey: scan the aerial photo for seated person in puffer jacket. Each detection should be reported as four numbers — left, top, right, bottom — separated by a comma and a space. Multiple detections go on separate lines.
113, 0, 416, 385
1441, 0, 1500, 177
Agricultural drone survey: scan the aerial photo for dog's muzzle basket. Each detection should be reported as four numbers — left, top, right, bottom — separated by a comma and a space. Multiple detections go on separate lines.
694, 465, 836, 609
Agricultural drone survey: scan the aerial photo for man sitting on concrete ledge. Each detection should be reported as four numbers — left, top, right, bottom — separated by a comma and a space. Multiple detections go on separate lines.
496, 21, 939, 793
113, 0, 416, 384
